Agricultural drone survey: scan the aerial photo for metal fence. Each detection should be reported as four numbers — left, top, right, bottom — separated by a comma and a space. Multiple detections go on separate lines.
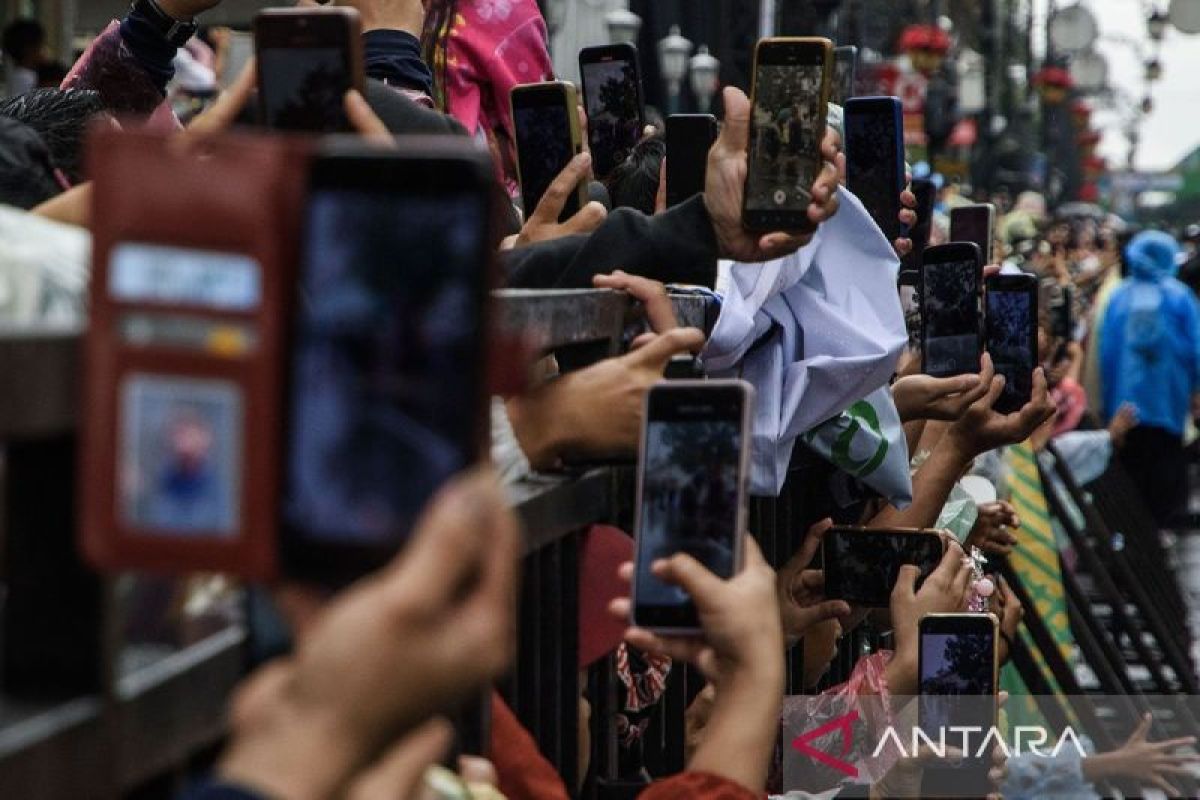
2, 289, 1199, 798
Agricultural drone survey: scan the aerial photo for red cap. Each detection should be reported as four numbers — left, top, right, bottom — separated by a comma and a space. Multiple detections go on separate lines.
578, 525, 634, 669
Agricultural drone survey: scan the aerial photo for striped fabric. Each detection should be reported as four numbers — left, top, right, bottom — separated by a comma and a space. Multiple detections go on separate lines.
1001, 442, 1075, 727
1005, 443, 1074, 661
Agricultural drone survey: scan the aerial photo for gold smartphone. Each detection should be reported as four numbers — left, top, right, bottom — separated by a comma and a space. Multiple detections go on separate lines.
743, 36, 833, 232
510, 81, 585, 220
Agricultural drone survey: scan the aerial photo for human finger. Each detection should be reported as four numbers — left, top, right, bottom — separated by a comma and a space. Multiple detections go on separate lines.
391, 468, 503, 609
716, 87, 750, 155
651, 552, 724, 608
893, 563, 919, 599
558, 200, 608, 237
530, 152, 593, 225
624, 626, 708, 662
182, 57, 257, 139
624, 327, 706, 370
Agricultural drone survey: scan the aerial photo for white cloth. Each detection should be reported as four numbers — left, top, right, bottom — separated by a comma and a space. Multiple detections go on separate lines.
0, 205, 89, 324
703, 189, 908, 495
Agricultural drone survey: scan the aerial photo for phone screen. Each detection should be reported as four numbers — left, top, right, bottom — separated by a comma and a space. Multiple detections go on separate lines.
581, 56, 642, 179
634, 384, 746, 629
746, 61, 825, 214
822, 529, 943, 607
513, 97, 576, 218
923, 258, 980, 377
283, 177, 486, 548
845, 102, 902, 240
986, 283, 1036, 414
258, 47, 352, 131
919, 619, 997, 732
950, 206, 993, 264
666, 115, 717, 208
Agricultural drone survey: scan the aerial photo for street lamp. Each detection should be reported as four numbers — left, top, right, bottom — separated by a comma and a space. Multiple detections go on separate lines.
689, 44, 721, 113
658, 25, 693, 114
543, 0, 566, 38
605, 5, 643, 46
1147, 8, 1170, 41
1049, 4, 1100, 54
1169, 0, 1200, 34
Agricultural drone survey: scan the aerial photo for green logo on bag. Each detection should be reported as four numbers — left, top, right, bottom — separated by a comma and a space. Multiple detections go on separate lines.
831, 400, 888, 476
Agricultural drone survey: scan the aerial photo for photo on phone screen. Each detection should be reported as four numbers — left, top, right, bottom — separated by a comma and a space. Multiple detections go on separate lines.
254, 10, 362, 133
985, 275, 1038, 414
822, 528, 944, 607
745, 39, 830, 228
666, 114, 718, 208
512, 82, 580, 219
633, 381, 750, 630
831, 45, 858, 104
844, 97, 904, 241
919, 614, 998, 732
921, 244, 982, 378
282, 147, 491, 578
580, 44, 644, 180
950, 204, 995, 264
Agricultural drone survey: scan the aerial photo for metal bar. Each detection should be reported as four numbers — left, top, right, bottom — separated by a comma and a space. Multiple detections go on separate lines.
494, 289, 717, 354
509, 469, 621, 555
1046, 445, 1200, 694
0, 628, 244, 798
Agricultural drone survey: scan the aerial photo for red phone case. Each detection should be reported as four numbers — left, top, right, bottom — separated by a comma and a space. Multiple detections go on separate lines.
80, 128, 311, 579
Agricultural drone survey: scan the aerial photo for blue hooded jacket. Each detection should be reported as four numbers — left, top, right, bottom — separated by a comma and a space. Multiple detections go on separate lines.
1099, 230, 1200, 435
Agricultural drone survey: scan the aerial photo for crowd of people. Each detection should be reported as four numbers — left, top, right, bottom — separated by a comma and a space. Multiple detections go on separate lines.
3, 1, 1200, 799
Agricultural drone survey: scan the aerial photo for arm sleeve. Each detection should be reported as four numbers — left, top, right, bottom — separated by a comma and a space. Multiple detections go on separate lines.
362, 30, 433, 97
637, 772, 761, 800
501, 195, 719, 289
60, 14, 172, 118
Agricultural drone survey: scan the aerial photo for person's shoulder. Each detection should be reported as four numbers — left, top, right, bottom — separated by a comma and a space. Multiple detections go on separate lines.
363, 79, 467, 137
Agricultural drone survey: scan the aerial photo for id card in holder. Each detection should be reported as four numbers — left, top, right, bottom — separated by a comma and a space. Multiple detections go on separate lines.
80, 129, 310, 579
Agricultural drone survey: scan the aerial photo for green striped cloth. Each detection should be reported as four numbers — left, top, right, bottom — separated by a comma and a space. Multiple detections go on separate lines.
1000, 442, 1075, 728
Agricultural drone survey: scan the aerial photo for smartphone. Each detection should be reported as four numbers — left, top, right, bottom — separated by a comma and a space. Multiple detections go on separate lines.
254, 7, 364, 132
821, 527, 946, 607
632, 381, 753, 632
831, 45, 858, 104
898, 269, 920, 347
666, 113, 718, 208
950, 203, 996, 265
919, 613, 999, 738
844, 96, 905, 241
921, 243, 983, 378
579, 43, 645, 180
985, 273, 1038, 414
743, 37, 833, 232
903, 177, 937, 269
280, 140, 494, 583
511, 81, 584, 220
